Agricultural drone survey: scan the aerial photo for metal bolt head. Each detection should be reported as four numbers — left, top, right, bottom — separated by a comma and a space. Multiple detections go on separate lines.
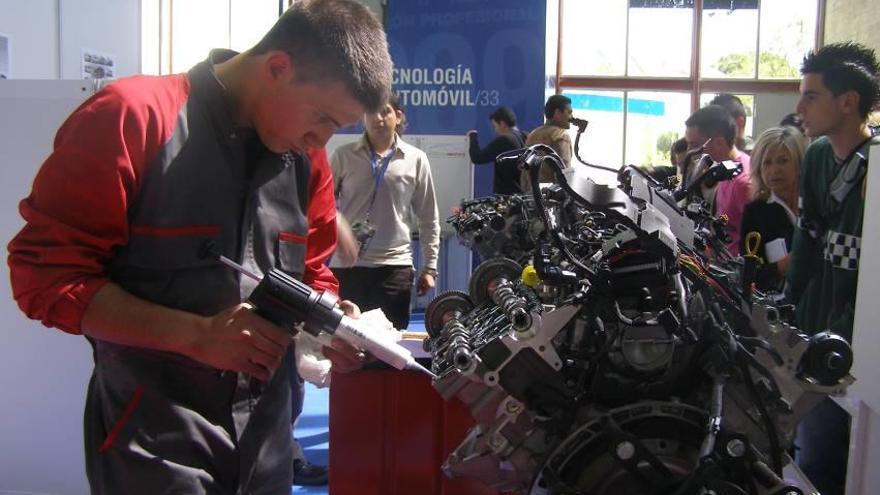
826, 351, 843, 370
726, 438, 746, 458
488, 433, 505, 449
615, 441, 635, 460
505, 401, 521, 414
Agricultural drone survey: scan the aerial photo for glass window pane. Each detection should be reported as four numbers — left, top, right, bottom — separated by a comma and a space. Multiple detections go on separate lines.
563, 90, 625, 175
627, 3, 693, 77
625, 91, 691, 167
700, 92, 755, 144
561, 0, 626, 76
171, 0, 230, 73
231, 0, 280, 52
141, 0, 161, 75
700, 1, 759, 78
758, 0, 816, 79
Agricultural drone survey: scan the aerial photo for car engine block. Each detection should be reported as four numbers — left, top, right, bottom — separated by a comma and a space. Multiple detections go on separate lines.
424, 145, 853, 495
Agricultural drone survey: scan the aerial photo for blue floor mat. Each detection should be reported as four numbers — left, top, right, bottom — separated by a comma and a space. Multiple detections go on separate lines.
293, 382, 329, 494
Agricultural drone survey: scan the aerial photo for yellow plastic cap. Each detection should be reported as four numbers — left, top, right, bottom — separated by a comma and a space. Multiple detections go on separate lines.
521, 264, 540, 287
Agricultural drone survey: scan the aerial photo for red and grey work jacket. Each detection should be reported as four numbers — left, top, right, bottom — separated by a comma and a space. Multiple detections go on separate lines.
9, 50, 338, 334
7, 53, 339, 480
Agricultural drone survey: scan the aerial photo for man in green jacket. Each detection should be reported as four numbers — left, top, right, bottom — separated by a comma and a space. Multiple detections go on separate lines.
787, 41, 880, 495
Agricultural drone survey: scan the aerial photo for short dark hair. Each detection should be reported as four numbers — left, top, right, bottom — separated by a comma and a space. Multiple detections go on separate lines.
670, 137, 688, 167
490, 107, 517, 127
685, 105, 737, 146
671, 137, 688, 155
544, 94, 572, 120
710, 93, 747, 120
388, 92, 407, 136
801, 42, 880, 118
250, 0, 392, 112
779, 112, 805, 134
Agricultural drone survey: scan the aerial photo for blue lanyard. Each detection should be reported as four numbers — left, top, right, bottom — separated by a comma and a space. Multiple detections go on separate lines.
370, 149, 394, 193
365, 142, 395, 219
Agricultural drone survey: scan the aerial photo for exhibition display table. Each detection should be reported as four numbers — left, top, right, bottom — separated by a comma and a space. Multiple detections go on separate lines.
329, 368, 503, 495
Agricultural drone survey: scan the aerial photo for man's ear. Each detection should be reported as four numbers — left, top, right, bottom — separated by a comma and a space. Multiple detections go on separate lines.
265, 50, 294, 83
839, 89, 861, 116
736, 115, 746, 129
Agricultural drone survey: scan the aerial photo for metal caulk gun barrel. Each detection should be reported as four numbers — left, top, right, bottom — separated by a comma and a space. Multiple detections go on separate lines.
218, 256, 435, 378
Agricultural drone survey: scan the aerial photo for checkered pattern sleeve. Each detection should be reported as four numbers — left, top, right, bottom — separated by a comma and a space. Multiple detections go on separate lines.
823, 230, 861, 271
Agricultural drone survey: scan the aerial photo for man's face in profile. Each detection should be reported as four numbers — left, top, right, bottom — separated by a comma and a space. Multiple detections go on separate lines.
555, 104, 573, 128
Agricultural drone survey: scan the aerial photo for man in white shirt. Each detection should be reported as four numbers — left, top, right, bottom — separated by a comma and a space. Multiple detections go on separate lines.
330, 95, 440, 330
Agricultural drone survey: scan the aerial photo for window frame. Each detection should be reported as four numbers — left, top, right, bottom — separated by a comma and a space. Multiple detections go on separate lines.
554, 0, 825, 112
143, 0, 287, 75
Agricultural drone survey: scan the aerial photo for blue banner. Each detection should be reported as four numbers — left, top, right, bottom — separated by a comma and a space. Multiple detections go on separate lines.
387, 0, 547, 135
386, 0, 547, 197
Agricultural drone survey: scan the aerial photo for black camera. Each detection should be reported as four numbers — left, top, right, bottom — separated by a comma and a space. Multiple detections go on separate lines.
351, 219, 377, 256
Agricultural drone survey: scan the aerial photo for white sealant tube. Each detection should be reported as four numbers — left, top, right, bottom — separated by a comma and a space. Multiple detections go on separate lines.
334, 315, 435, 377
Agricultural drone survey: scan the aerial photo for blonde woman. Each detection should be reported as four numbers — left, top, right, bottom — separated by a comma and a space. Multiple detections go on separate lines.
739, 126, 808, 290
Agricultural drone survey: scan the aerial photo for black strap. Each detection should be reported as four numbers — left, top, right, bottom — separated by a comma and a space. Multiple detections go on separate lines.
810, 135, 880, 239
827, 135, 879, 212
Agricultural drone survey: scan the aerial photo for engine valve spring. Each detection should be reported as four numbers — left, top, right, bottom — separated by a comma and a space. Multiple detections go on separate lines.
443, 318, 474, 371
490, 279, 532, 332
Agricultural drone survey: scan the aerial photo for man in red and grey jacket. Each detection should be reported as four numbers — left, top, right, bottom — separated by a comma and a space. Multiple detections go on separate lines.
6, 1, 392, 493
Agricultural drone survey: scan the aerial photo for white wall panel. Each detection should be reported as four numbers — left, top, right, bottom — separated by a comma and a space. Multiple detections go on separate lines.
0, 0, 59, 78
0, 0, 140, 80
0, 80, 95, 495
59, 0, 140, 79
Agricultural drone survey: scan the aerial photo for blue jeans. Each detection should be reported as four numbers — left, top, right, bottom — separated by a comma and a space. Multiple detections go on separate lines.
796, 398, 849, 495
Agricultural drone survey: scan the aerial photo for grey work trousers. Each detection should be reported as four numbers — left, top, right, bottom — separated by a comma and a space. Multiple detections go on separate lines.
84, 341, 296, 495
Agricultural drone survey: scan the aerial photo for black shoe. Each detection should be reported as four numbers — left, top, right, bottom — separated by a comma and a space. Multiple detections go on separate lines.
293, 459, 328, 486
